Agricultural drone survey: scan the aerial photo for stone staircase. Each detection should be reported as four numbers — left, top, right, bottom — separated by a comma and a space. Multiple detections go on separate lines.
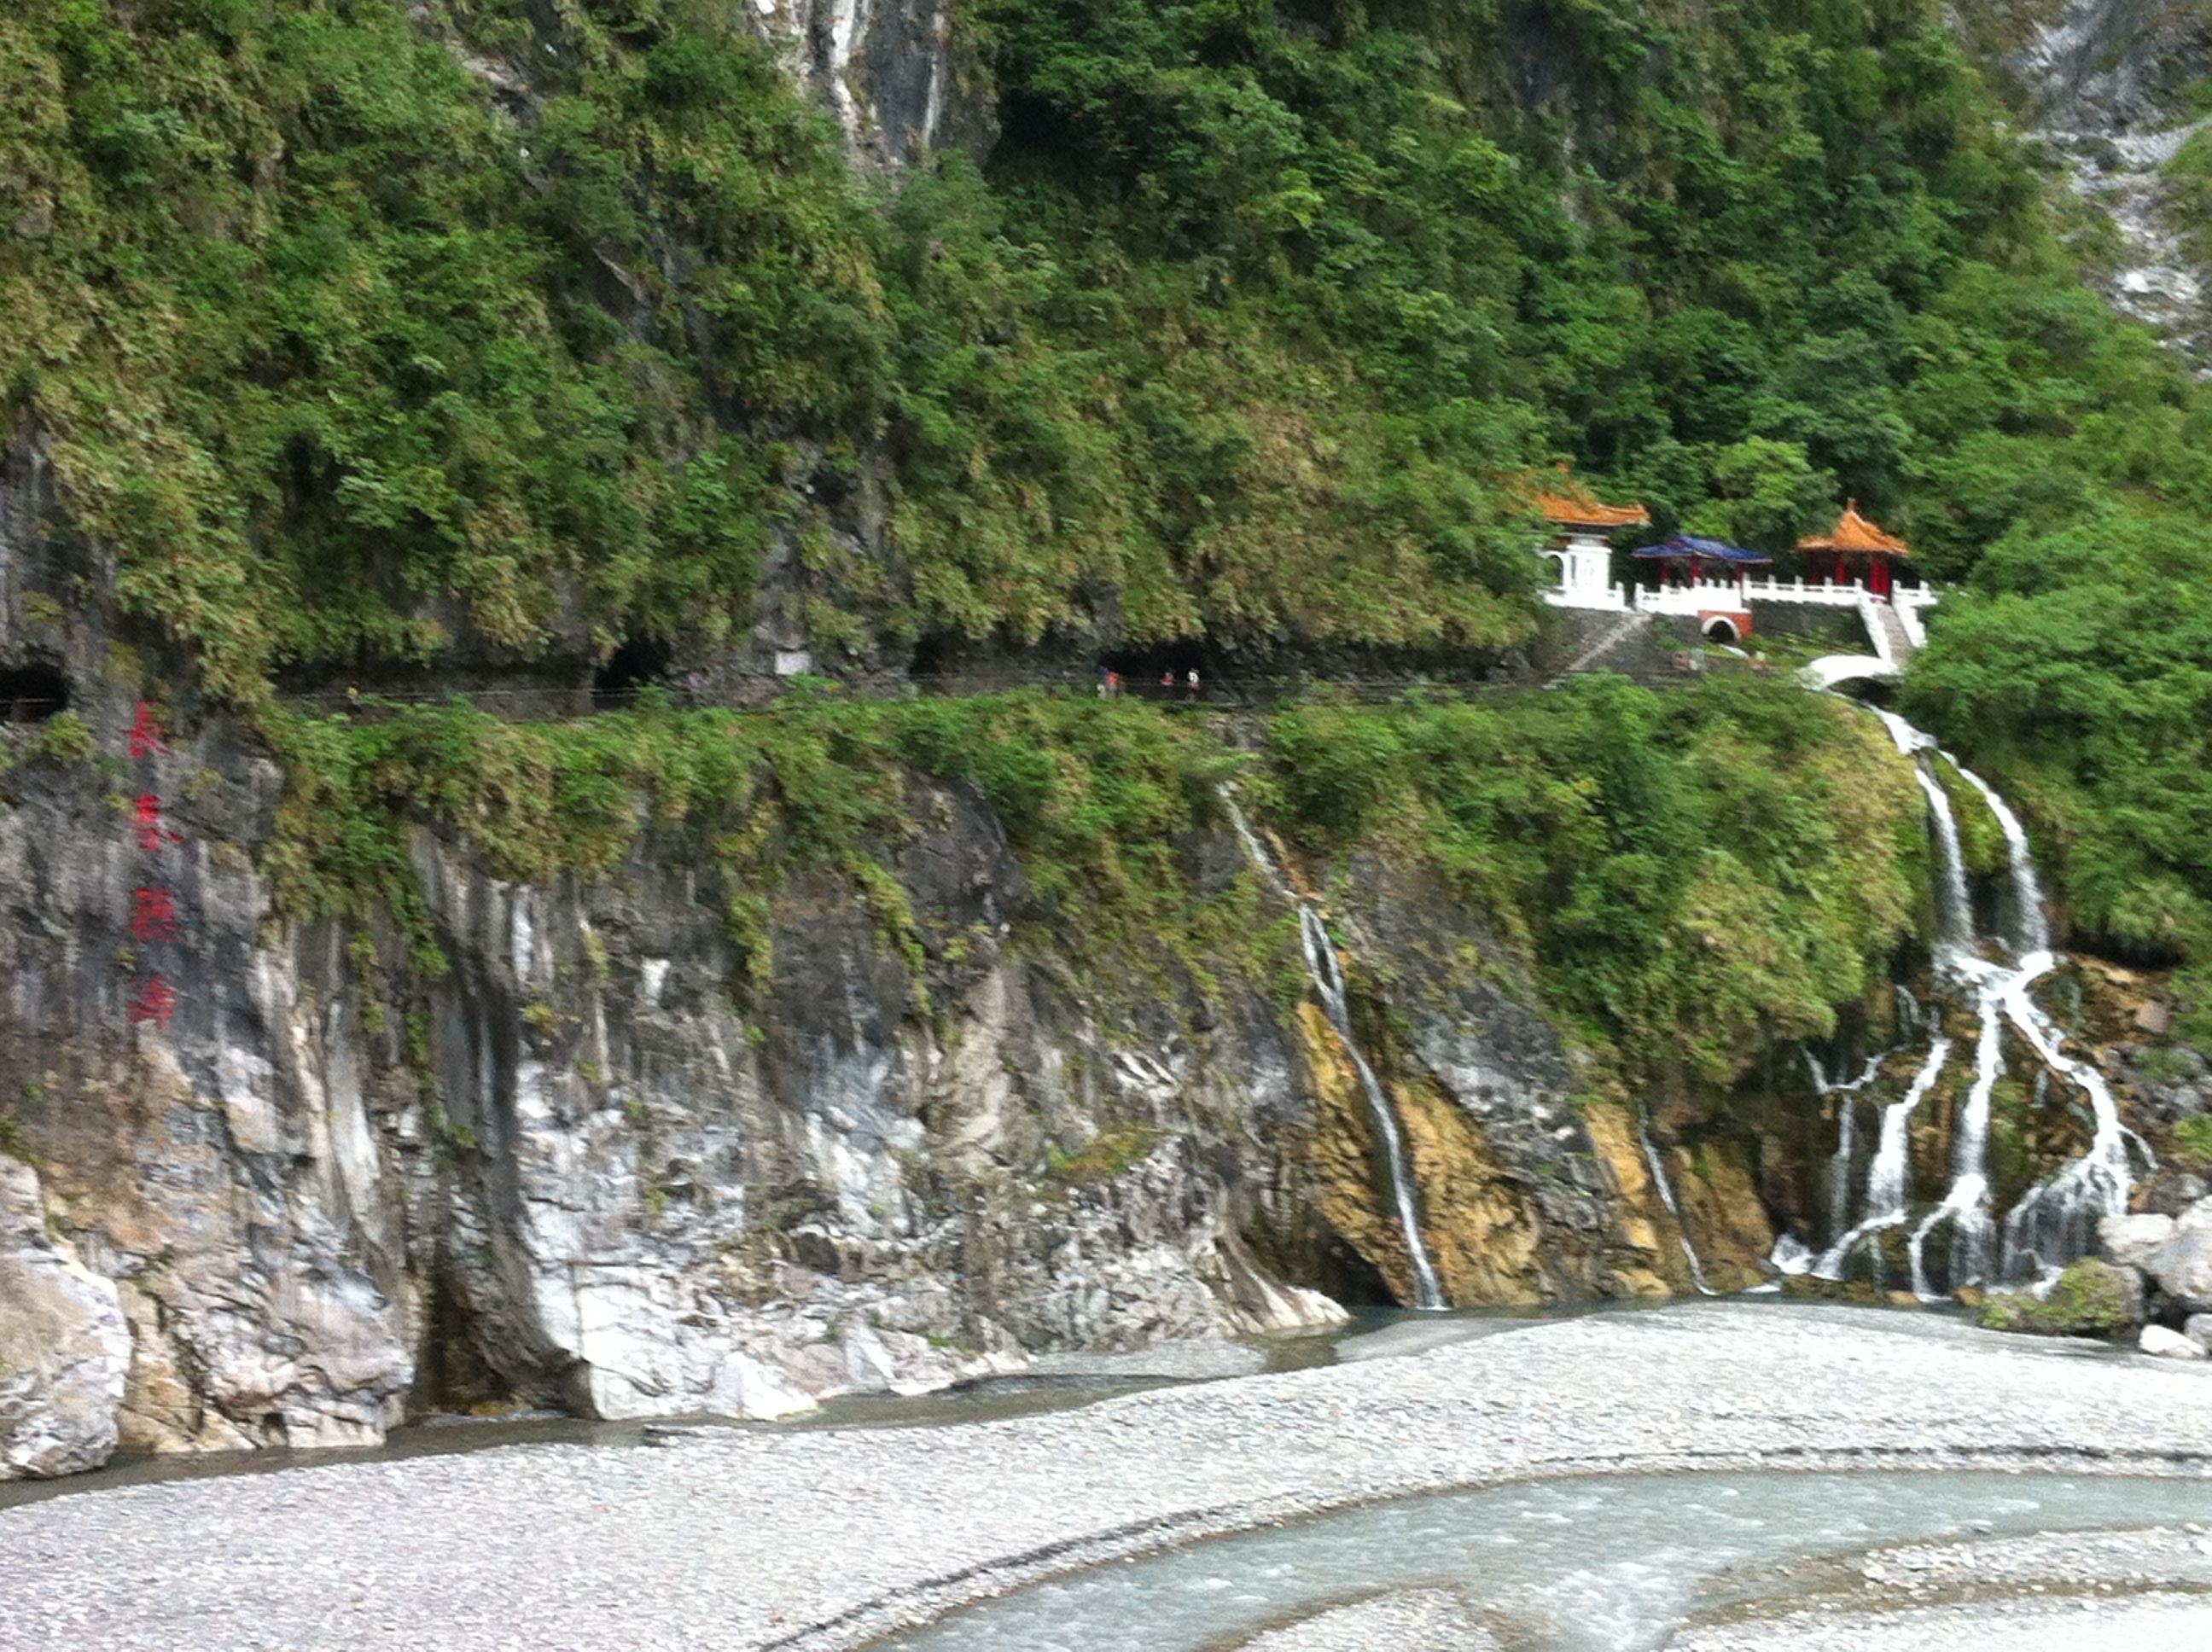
1870, 601, 1915, 666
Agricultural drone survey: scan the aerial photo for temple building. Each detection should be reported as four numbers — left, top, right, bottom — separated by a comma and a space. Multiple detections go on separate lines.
1797, 502, 1911, 597
1633, 534, 1772, 590
1632, 534, 1771, 642
1526, 465, 1649, 604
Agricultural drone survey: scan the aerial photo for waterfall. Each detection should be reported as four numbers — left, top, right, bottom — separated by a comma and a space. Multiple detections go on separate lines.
1815, 1035, 1951, 1281
1809, 1047, 1888, 1246
1222, 794, 1447, 1310
1638, 1108, 1716, 1295
1951, 767, 2050, 955
1994, 963, 2150, 1281
1854, 704, 2146, 1294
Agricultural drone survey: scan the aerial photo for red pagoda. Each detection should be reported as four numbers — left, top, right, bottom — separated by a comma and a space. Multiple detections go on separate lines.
1797, 503, 1910, 598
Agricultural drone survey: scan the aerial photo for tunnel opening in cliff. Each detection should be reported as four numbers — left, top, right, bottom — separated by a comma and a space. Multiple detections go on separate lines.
593, 637, 672, 706
1101, 638, 1217, 698
0, 662, 67, 722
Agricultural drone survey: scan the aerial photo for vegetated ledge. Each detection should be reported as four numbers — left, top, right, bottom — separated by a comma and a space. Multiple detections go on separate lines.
3, 1304, 2210, 1652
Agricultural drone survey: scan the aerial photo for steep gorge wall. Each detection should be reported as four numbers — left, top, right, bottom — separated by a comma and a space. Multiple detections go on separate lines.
2, 410, 1783, 1475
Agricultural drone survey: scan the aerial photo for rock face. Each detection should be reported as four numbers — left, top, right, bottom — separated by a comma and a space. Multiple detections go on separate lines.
2102, 1199, 2212, 1314
747, 0, 996, 170
4, 404, 1814, 1469
0, 1160, 131, 1480
2100, 1211, 2177, 1272
1979, 0, 2212, 363
2153, 1199, 2212, 1311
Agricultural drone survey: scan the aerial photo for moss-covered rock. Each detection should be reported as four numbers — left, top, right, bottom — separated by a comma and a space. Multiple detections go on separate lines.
1979, 1258, 2145, 1338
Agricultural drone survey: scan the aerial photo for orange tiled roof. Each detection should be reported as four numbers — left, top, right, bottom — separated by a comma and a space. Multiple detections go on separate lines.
1523, 463, 1650, 532
1797, 501, 1909, 556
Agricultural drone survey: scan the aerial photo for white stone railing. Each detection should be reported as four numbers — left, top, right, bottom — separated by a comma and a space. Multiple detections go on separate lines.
1543, 573, 1939, 623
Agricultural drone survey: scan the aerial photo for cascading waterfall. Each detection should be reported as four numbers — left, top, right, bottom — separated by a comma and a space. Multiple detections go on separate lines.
1816, 1035, 1951, 1281
1809, 1049, 1889, 1238
1952, 766, 2049, 955
1637, 1108, 1716, 1296
1995, 965, 2149, 1279
1827, 703, 2148, 1294
1221, 794, 1447, 1310
1907, 969, 2004, 1295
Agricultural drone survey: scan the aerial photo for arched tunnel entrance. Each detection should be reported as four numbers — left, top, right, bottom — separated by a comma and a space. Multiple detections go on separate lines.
0, 662, 68, 723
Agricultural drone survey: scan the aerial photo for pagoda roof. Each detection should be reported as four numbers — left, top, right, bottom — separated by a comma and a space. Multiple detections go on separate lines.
1633, 534, 1772, 566
1522, 463, 1650, 531
1797, 501, 1909, 556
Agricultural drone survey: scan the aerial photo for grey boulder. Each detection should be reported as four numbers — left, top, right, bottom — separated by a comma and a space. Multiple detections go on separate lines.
0, 1160, 131, 1479
2100, 1212, 2176, 1273
2139, 1324, 2207, 1360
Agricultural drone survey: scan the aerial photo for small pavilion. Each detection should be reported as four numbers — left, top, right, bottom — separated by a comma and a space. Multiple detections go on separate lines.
1797, 502, 1910, 597
1525, 465, 1649, 604
1632, 534, 1772, 591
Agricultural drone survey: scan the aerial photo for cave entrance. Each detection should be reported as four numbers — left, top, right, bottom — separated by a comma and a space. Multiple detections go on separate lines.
592, 637, 672, 707
0, 663, 67, 723
907, 630, 962, 683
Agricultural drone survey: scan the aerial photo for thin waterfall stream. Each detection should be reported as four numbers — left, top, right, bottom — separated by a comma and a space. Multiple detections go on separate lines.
1223, 794, 1447, 1309
1636, 1108, 1715, 1294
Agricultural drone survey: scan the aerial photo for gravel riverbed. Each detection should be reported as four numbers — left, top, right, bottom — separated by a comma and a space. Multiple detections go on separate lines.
2, 1302, 2209, 1652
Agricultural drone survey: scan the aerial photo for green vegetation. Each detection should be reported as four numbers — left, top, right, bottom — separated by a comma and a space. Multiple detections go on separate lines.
1930, 754, 2009, 880
20, 712, 97, 767
266, 685, 1250, 989
3, 0, 2198, 687
2174, 1114, 2212, 1172
8, 0, 2212, 1051
1262, 674, 1922, 1084
269, 675, 1917, 1085
1045, 1124, 1162, 1184
1905, 514, 2212, 989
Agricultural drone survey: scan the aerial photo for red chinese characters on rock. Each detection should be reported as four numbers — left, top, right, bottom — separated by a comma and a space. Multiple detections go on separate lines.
135, 793, 181, 853
130, 700, 169, 759
127, 699, 183, 1033
128, 974, 178, 1031
131, 886, 179, 944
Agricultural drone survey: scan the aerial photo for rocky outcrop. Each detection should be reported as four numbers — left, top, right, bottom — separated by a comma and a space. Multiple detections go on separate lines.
0, 416, 1892, 1478
1979, 1255, 2142, 1337
748, 0, 997, 170
0, 1159, 131, 1480
1980, 0, 2212, 364
2098, 1200, 2212, 1314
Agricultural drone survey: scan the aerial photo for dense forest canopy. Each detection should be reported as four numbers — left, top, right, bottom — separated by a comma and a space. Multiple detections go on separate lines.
1, 0, 2209, 1017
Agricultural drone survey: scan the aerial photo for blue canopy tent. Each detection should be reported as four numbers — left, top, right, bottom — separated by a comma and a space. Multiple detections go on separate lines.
1632, 535, 1771, 589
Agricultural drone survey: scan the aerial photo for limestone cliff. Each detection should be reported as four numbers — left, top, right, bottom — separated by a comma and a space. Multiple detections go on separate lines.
3, 404, 1806, 1475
